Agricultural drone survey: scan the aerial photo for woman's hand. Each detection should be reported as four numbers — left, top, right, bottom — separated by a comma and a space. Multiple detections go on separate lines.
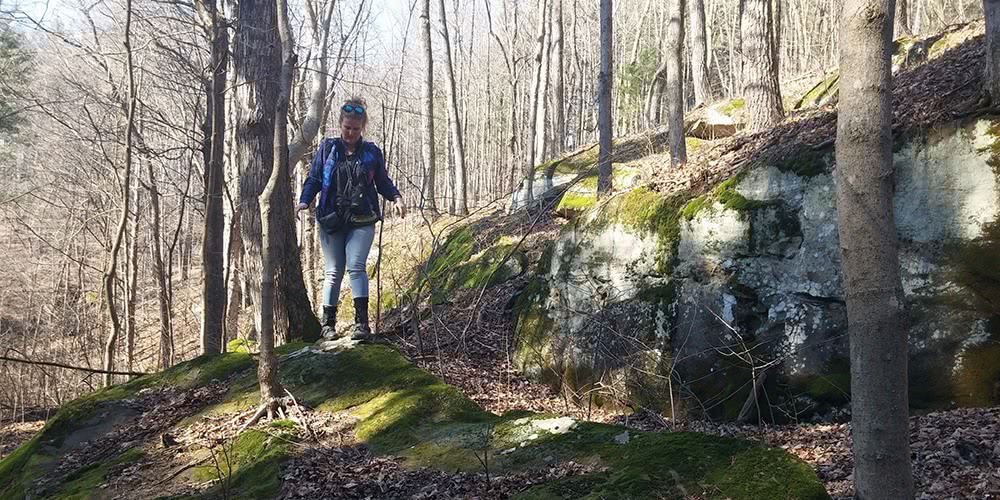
296, 202, 308, 221
393, 196, 406, 219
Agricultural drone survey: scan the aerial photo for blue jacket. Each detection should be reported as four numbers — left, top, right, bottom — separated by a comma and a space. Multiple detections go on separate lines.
299, 137, 401, 219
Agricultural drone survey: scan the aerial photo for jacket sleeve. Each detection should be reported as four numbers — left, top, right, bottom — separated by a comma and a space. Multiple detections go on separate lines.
372, 145, 401, 201
299, 139, 328, 205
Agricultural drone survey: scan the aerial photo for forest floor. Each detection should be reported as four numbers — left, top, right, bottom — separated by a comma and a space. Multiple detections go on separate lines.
375, 292, 1000, 500
3, 21, 997, 499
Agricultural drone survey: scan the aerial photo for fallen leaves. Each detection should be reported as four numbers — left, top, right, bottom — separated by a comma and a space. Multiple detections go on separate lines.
279, 444, 599, 500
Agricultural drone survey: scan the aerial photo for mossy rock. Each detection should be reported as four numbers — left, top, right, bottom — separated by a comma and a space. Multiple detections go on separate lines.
555, 163, 640, 217
587, 187, 693, 275
411, 226, 527, 304
48, 447, 145, 500
0, 349, 258, 500
1, 340, 829, 500
514, 431, 829, 500
794, 73, 840, 111
227, 338, 257, 353
190, 428, 295, 499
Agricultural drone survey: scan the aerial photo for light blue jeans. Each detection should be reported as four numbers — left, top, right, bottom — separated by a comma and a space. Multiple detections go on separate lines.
320, 224, 375, 306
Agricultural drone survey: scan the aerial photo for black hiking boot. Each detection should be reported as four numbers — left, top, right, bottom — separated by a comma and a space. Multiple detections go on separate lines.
321, 305, 337, 340
350, 297, 373, 341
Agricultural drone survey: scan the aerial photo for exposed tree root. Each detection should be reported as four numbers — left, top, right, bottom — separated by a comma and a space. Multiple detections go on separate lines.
236, 391, 316, 439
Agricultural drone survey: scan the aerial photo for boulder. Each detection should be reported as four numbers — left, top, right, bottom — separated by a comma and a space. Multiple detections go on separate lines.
515, 117, 1000, 421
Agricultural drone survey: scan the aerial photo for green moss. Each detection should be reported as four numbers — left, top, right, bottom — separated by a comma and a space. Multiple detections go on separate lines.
3, 324, 827, 500
704, 445, 831, 499
683, 136, 705, 155
411, 226, 525, 304
191, 429, 294, 499
0, 349, 254, 499
594, 187, 692, 275
537, 145, 600, 175
927, 33, 958, 59
49, 447, 144, 500
513, 279, 557, 377
718, 98, 745, 115
794, 74, 840, 110
774, 148, 831, 177
789, 369, 851, 408
227, 338, 257, 353
157, 351, 254, 388
557, 191, 598, 213
954, 339, 1000, 407
680, 194, 710, 220
514, 431, 829, 500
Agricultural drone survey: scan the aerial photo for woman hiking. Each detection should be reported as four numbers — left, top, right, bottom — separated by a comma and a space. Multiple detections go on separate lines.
297, 97, 406, 341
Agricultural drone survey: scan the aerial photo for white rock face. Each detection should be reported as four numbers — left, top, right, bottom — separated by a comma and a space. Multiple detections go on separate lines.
518, 117, 1000, 419
894, 121, 999, 242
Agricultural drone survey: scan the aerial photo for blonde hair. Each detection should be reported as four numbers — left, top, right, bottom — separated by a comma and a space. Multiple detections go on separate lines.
339, 96, 368, 126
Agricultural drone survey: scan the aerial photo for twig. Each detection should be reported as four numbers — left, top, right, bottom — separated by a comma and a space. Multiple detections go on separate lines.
0, 354, 149, 377
156, 456, 213, 486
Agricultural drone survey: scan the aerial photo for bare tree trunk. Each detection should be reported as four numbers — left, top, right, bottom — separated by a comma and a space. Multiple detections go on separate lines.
198, 0, 229, 355
553, 0, 566, 157
897, 0, 913, 36
181, 207, 193, 282
534, 1, 552, 166
103, 0, 137, 387
597, 0, 613, 195
522, 0, 549, 204
224, 202, 243, 346
438, 0, 469, 216
666, 0, 687, 165
648, 61, 666, 126
125, 180, 141, 373
986, 0, 1000, 100
146, 159, 173, 369
233, 0, 318, 345
256, 0, 294, 410
689, 0, 713, 105
419, 0, 438, 213
836, 0, 913, 497
741, 0, 784, 132
771, 0, 781, 82
288, 0, 337, 165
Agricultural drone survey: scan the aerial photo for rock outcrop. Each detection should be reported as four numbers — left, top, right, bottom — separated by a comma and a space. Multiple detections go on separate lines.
515, 117, 1000, 421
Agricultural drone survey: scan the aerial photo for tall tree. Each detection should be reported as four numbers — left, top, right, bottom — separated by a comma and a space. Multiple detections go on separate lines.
597, 0, 612, 194
533, 0, 552, 166
666, 0, 687, 165
523, 0, 549, 204
552, 0, 566, 157
255, 0, 295, 416
233, 0, 319, 344
437, 0, 469, 215
145, 157, 173, 369
836, 0, 914, 497
103, 0, 138, 387
986, 0, 1000, 99
419, 0, 438, 213
741, 0, 784, 132
689, 0, 713, 105
897, 0, 913, 36
196, 0, 228, 355
287, 0, 339, 165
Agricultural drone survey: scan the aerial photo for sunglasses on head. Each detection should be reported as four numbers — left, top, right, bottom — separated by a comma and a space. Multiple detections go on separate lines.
342, 104, 365, 115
